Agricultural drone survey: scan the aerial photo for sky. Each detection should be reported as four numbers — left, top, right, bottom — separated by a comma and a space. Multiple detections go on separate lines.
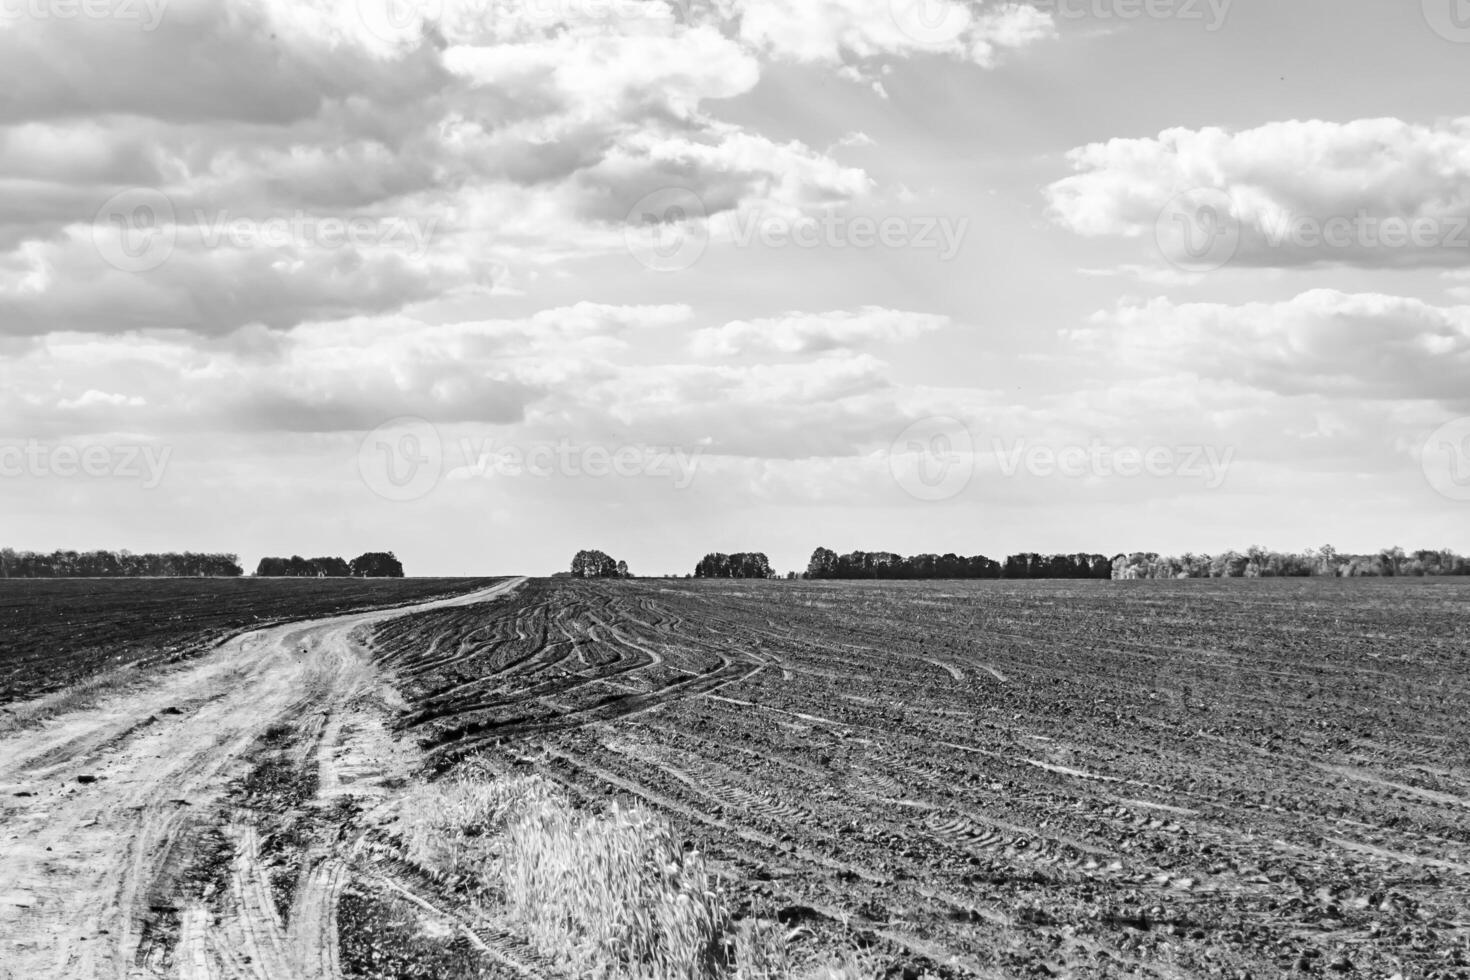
1, 0, 1468, 576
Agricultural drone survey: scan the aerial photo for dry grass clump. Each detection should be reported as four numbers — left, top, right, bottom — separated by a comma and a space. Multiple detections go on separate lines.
499, 795, 730, 978
396, 770, 874, 979
733, 918, 793, 979
396, 771, 557, 886
0, 662, 252, 735
0, 667, 141, 734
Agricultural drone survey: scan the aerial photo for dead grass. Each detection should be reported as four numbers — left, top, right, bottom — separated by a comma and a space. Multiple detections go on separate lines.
500, 793, 733, 977
0, 663, 151, 735
395, 770, 869, 979
396, 772, 558, 885
797, 952, 884, 979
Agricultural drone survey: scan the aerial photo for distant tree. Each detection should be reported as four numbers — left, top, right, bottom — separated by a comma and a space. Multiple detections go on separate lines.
1103, 544, 1470, 579
738, 553, 772, 579
571, 550, 620, 578
801, 547, 1007, 580
350, 552, 405, 577
616, 560, 630, 579
0, 549, 242, 578
255, 555, 351, 577
806, 547, 839, 579
312, 556, 351, 577
694, 553, 730, 578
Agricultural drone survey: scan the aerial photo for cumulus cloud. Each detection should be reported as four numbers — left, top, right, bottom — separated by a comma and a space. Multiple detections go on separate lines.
0, 303, 693, 436
691, 307, 950, 356
0, 1, 451, 126
1071, 290, 1470, 407
730, 0, 1054, 67
0, 0, 874, 339
1046, 117, 1470, 269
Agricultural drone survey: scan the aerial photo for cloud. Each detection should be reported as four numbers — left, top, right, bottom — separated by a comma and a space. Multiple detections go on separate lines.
0, 0, 450, 126
1072, 290, 1470, 407
0, 303, 693, 436
1046, 117, 1470, 269
968, 3, 1055, 67
729, 0, 1054, 67
0, 298, 975, 473
833, 131, 877, 150
0, 1, 872, 338
691, 306, 950, 356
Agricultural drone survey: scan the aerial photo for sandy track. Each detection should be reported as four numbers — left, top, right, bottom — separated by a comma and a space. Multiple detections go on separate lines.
0, 578, 524, 980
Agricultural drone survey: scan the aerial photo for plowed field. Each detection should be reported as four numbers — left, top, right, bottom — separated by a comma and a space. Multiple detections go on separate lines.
373, 577, 1470, 979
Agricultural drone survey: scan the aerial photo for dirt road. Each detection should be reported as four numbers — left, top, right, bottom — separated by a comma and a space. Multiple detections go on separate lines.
0, 578, 525, 980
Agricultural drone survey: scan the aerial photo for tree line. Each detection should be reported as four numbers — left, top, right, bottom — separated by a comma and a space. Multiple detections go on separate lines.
806, 548, 1001, 579
568, 550, 630, 578
0, 549, 244, 578
805, 548, 1118, 580
1112, 546, 1470, 579
254, 552, 405, 577
693, 553, 773, 578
